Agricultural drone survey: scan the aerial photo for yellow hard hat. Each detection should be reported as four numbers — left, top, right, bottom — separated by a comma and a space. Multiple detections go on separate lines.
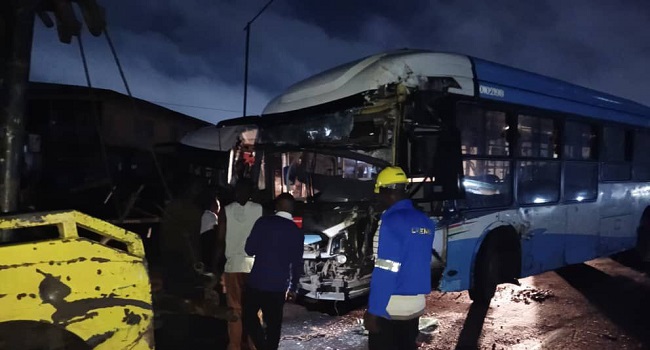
374, 166, 409, 193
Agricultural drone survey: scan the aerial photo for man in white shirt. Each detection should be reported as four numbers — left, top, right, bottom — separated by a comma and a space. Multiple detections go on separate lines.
200, 194, 220, 271
218, 179, 262, 350
200, 199, 219, 234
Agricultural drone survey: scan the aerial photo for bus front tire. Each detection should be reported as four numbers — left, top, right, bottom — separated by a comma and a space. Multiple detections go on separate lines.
468, 236, 500, 305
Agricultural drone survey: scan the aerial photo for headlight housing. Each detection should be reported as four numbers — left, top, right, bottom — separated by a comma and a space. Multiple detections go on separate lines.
329, 230, 348, 255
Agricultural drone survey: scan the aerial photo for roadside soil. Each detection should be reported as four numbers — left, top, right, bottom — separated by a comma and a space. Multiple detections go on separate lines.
154, 252, 650, 349
279, 253, 650, 350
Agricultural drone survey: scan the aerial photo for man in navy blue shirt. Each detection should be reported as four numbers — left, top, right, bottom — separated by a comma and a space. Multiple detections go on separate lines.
242, 193, 303, 350
364, 166, 435, 350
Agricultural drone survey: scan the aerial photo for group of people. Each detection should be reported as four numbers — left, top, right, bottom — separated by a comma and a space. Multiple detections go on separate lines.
200, 179, 303, 350
198, 165, 435, 350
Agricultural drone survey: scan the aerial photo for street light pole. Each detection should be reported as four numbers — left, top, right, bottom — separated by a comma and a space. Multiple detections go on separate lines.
243, 23, 251, 117
242, 0, 275, 117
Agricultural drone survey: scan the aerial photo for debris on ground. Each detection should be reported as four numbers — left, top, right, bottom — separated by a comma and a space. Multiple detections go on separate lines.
353, 316, 439, 336
354, 318, 368, 336
281, 333, 327, 342
584, 330, 619, 342
419, 317, 439, 333
510, 287, 555, 304
601, 333, 618, 341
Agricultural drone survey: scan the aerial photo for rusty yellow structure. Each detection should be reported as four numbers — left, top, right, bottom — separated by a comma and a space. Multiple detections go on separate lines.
0, 211, 154, 349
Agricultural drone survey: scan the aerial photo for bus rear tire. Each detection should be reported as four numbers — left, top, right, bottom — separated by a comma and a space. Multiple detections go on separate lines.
468, 236, 500, 305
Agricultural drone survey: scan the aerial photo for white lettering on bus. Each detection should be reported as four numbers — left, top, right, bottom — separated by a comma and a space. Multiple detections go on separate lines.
479, 85, 505, 98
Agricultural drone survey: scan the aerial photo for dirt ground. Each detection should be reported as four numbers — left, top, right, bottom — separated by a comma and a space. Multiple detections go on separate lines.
155, 252, 650, 350
278, 252, 650, 350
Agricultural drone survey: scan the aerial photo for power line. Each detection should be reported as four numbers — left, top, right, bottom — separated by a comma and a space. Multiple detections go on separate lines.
152, 101, 242, 113
104, 27, 132, 98
248, 0, 276, 26
243, 0, 276, 117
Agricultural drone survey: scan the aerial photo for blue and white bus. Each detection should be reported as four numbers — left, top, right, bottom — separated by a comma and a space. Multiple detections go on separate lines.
213, 49, 650, 304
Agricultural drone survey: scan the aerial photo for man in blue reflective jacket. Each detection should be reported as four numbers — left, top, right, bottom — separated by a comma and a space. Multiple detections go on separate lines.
364, 166, 436, 350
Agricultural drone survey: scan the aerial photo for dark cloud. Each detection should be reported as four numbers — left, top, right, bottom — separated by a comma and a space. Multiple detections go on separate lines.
28, 0, 650, 123
275, 0, 431, 41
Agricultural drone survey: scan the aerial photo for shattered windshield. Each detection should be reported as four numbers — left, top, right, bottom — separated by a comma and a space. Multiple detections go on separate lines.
259, 108, 390, 150
272, 151, 380, 202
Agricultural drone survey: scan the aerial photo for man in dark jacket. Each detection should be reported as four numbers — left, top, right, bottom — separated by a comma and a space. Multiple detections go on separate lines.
242, 193, 303, 350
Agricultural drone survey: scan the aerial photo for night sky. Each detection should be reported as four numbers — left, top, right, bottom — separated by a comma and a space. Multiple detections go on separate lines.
29, 0, 650, 123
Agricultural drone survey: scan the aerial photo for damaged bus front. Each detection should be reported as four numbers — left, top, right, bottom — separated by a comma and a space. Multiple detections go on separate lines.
226, 50, 468, 301
259, 148, 386, 300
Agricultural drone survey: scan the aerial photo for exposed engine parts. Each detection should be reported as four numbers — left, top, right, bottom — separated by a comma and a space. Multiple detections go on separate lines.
299, 205, 379, 301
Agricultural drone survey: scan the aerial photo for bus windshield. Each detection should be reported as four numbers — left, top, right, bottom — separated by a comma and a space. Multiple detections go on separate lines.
272, 151, 380, 202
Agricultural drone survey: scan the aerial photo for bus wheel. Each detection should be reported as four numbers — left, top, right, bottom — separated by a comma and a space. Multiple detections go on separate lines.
637, 207, 650, 262
469, 236, 500, 304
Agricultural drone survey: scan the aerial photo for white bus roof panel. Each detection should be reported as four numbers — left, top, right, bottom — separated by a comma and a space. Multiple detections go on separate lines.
263, 49, 475, 115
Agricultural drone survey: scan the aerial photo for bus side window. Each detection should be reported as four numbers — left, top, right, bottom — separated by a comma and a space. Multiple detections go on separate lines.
459, 159, 512, 208
564, 163, 598, 202
633, 130, 650, 181
516, 114, 560, 205
456, 104, 509, 157
517, 161, 561, 204
517, 114, 557, 159
564, 121, 597, 161
564, 121, 598, 202
601, 126, 631, 181
454, 103, 511, 208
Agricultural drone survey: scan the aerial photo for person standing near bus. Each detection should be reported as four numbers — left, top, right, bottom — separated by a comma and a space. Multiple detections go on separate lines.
242, 193, 303, 350
200, 192, 220, 271
218, 179, 263, 350
364, 166, 435, 350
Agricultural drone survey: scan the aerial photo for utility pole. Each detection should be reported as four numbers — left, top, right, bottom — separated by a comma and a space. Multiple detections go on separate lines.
242, 0, 275, 117
0, 0, 105, 242
243, 22, 250, 117
0, 1, 36, 222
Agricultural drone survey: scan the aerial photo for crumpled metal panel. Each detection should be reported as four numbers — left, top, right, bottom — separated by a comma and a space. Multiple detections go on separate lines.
0, 210, 154, 349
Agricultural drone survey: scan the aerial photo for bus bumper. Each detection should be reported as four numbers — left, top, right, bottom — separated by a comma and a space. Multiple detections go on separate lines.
298, 274, 371, 301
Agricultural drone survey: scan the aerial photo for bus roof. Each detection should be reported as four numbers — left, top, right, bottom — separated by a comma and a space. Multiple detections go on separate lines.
263, 49, 650, 127
473, 58, 650, 126
262, 49, 475, 114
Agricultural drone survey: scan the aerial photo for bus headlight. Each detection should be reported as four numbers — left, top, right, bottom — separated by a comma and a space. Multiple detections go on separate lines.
335, 255, 347, 264
329, 230, 348, 255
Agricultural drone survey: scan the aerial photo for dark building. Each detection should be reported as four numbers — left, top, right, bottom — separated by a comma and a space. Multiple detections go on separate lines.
22, 82, 211, 218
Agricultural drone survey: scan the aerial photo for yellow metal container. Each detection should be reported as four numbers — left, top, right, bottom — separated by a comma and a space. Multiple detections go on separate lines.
0, 211, 154, 350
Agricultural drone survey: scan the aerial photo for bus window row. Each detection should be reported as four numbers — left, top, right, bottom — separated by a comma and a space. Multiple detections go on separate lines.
458, 159, 599, 208
456, 102, 647, 208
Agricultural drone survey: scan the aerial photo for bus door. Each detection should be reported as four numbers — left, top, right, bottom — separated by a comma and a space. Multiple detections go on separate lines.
405, 123, 464, 279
